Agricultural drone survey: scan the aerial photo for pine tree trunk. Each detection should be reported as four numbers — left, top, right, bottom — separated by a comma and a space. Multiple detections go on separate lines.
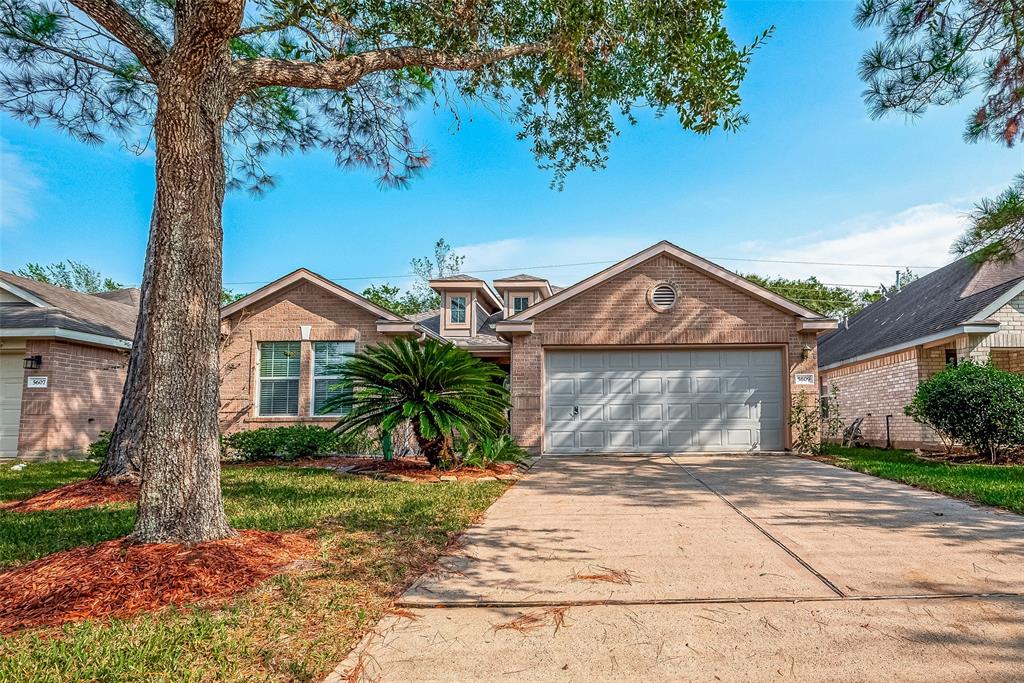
128, 72, 233, 543
95, 215, 157, 483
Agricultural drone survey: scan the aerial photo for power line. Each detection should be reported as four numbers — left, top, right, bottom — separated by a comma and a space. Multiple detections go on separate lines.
220, 255, 940, 287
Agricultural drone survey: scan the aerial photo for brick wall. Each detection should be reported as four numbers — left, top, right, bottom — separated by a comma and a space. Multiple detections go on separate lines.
820, 348, 939, 448
17, 339, 128, 458
219, 280, 389, 433
818, 290, 1024, 449
509, 253, 820, 451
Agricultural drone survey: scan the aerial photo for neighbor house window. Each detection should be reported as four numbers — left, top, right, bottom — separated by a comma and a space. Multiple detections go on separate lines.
945, 349, 958, 366
450, 295, 466, 324
513, 296, 530, 314
258, 342, 300, 416
313, 341, 355, 415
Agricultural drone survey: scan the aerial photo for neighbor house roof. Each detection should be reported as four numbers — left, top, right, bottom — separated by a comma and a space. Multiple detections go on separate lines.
818, 252, 1024, 369
0, 271, 137, 348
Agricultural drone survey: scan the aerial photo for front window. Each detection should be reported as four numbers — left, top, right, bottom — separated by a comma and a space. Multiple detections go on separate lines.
450, 296, 466, 324
258, 342, 299, 416
313, 341, 355, 415
513, 296, 530, 314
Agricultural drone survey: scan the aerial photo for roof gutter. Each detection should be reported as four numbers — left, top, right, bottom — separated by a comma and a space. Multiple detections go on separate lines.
0, 327, 132, 349
819, 323, 1000, 371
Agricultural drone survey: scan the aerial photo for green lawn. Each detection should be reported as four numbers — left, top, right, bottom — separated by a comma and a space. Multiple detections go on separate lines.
0, 460, 507, 682
821, 446, 1024, 515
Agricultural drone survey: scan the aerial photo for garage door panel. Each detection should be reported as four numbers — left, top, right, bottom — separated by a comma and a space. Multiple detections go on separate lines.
638, 404, 663, 421
549, 431, 575, 449
639, 430, 663, 447
637, 377, 662, 394
725, 403, 751, 419
548, 378, 576, 396
693, 351, 721, 368
666, 403, 692, 419
544, 349, 784, 453
666, 378, 692, 394
608, 431, 634, 448
607, 404, 634, 421
664, 351, 691, 368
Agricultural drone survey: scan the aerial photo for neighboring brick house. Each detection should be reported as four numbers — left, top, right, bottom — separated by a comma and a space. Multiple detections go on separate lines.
819, 252, 1024, 449
0, 271, 137, 459
225, 242, 837, 453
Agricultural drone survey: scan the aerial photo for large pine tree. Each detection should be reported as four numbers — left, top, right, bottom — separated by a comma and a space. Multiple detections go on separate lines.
2, 0, 769, 542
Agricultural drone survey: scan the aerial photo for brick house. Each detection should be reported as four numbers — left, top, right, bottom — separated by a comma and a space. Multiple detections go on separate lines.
221, 241, 836, 453
0, 271, 137, 459
818, 252, 1024, 449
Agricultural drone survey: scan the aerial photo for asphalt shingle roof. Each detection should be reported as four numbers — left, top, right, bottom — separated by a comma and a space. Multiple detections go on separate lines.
818, 253, 1024, 367
0, 271, 138, 341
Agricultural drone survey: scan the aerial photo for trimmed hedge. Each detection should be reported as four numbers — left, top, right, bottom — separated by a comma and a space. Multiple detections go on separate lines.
223, 425, 349, 461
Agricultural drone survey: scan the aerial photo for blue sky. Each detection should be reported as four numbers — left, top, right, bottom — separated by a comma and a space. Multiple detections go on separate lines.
1, 1, 1021, 295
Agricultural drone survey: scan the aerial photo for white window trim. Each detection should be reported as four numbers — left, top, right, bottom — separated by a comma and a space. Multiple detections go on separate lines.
257, 341, 300, 417
447, 292, 469, 327
310, 341, 354, 417
512, 294, 531, 314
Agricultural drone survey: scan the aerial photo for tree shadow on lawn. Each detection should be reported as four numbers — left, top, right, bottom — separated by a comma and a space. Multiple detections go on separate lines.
0, 465, 506, 569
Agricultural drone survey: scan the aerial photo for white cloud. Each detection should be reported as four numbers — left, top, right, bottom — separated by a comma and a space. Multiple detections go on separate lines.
455, 234, 654, 287
729, 202, 969, 289
0, 142, 43, 230
449, 201, 968, 294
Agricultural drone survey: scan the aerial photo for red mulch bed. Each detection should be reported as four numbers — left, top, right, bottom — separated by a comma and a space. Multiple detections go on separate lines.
0, 530, 314, 633
235, 456, 518, 481
0, 479, 139, 513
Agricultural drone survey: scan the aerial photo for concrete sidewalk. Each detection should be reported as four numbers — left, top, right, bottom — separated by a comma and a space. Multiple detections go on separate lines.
327, 454, 1024, 682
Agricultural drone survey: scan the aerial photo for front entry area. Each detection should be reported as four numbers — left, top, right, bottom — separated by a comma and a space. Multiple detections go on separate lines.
544, 348, 784, 453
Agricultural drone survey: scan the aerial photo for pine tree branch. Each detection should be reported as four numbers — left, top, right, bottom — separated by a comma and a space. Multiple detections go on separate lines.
230, 42, 550, 95
6, 31, 154, 83
68, 0, 167, 72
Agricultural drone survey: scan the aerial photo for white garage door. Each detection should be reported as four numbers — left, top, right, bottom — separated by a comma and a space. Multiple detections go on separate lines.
0, 353, 25, 457
545, 349, 784, 453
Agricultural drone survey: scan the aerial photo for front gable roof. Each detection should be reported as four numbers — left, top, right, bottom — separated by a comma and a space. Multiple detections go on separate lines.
499, 241, 828, 323
221, 268, 405, 322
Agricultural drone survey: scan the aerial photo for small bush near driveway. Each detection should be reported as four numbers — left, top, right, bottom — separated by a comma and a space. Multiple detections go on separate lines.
905, 360, 1024, 463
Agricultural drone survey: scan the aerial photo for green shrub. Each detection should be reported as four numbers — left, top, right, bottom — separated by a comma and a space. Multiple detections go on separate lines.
905, 360, 1024, 463
223, 428, 281, 461
459, 434, 527, 468
87, 431, 112, 460
278, 425, 340, 460
222, 426, 341, 462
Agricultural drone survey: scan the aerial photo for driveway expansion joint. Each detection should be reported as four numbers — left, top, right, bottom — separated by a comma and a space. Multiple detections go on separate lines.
396, 591, 1024, 609
668, 455, 847, 598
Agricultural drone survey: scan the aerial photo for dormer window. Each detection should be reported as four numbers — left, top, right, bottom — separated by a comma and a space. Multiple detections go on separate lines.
513, 296, 530, 314
450, 296, 466, 323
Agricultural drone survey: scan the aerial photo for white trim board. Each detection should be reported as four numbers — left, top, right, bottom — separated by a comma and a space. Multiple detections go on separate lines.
967, 279, 1024, 323
0, 280, 50, 308
818, 323, 1001, 371
0, 327, 132, 349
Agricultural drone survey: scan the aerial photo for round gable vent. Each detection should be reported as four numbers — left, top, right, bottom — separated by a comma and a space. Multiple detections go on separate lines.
649, 283, 677, 311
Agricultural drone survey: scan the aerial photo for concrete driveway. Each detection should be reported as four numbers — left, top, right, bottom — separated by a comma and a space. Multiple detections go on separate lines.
329, 455, 1024, 682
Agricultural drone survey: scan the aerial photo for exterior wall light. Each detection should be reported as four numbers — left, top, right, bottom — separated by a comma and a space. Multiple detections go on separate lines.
23, 355, 42, 369
801, 345, 812, 361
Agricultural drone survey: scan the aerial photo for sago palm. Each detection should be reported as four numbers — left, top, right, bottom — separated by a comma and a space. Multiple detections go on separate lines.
322, 338, 510, 468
